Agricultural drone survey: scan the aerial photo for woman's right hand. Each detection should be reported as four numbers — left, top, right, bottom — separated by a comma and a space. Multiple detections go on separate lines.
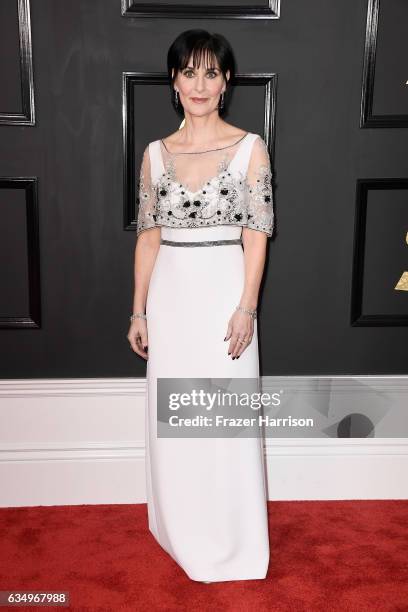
127, 319, 149, 360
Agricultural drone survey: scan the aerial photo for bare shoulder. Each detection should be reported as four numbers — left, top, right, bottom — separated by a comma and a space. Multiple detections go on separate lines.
160, 130, 179, 145
212, 123, 249, 145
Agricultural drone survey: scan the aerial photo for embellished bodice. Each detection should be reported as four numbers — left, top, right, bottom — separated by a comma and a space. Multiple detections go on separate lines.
136, 132, 274, 238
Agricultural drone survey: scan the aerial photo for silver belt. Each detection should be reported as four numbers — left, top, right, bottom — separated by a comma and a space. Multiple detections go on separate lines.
160, 239, 242, 247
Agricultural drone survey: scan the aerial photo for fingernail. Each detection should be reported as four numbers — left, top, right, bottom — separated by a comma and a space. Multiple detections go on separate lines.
223, 337, 226, 341
228, 352, 231, 355
237, 355, 240, 359
232, 356, 235, 360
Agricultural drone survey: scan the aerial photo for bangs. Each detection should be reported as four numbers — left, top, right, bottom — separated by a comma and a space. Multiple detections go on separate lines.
178, 45, 219, 72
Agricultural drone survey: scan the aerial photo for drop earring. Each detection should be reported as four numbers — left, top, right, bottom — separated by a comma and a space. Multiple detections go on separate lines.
219, 92, 225, 111
174, 89, 179, 108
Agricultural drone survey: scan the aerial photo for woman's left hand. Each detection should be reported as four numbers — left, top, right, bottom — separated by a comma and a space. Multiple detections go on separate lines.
224, 309, 254, 359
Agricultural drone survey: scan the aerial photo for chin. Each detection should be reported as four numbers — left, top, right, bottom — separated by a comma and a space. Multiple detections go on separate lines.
188, 106, 215, 116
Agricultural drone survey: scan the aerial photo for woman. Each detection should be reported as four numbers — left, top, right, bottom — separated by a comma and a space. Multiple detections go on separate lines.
127, 29, 274, 583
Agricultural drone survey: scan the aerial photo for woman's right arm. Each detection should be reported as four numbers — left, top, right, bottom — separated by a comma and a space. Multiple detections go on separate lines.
127, 146, 160, 360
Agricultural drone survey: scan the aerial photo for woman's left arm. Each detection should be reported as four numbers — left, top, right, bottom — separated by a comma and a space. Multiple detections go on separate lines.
225, 231, 267, 359
240, 229, 268, 311
224, 136, 274, 359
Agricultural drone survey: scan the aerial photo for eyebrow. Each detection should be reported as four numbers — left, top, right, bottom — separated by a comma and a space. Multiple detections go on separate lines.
184, 65, 219, 71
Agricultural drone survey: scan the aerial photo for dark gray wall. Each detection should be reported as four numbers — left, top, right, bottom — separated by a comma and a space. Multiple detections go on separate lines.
0, 0, 407, 378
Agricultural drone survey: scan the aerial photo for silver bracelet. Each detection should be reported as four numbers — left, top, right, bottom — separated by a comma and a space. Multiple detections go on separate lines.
130, 312, 147, 322
236, 305, 257, 320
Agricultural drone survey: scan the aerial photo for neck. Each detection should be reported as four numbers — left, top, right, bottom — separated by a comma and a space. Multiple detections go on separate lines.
175, 114, 228, 147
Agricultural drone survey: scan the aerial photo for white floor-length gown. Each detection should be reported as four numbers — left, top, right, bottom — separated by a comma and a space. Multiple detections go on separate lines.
136, 131, 274, 582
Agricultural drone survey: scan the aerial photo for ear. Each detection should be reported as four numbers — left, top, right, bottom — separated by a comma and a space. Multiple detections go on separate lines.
224, 70, 230, 92
225, 69, 230, 83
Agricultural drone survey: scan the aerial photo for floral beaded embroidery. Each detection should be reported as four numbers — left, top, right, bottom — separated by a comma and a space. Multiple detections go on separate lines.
136, 172, 158, 234
152, 154, 251, 230
245, 164, 274, 236
136, 137, 274, 237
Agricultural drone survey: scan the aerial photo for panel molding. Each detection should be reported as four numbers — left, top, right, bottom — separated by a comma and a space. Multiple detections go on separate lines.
350, 178, 408, 326
0, 177, 41, 328
121, 0, 280, 20
360, 0, 408, 128
122, 71, 277, 230
0, 0, 35, 126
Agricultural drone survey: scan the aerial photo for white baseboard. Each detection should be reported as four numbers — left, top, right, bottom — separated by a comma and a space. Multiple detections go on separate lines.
0, 378, 407, 507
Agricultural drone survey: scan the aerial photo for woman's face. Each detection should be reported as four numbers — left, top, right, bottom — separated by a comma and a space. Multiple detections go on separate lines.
172, 54, 230, 116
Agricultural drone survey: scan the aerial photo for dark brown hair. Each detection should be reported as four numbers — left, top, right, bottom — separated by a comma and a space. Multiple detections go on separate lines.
167, 29, 237, 117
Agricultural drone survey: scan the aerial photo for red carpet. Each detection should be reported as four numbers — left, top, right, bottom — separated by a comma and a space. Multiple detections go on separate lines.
1, 500, 407, 611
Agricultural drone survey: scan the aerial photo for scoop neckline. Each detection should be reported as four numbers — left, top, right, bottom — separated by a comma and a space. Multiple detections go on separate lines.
160, 132, 250, 155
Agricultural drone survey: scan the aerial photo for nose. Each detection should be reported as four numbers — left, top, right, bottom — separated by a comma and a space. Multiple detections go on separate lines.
195, 74, 206, 93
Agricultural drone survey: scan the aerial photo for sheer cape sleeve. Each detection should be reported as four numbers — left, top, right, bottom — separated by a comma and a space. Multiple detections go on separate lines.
136, 145, 158, 237
245, 136, 274, 237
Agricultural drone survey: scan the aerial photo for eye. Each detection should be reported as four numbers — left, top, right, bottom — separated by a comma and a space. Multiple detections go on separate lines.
182, 69, 218, 78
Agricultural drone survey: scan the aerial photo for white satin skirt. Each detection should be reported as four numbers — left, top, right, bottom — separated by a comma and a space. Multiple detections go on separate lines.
144, 225, 270, 582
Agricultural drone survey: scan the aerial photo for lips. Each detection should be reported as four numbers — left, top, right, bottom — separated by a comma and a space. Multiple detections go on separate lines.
191, 98, 208, 103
